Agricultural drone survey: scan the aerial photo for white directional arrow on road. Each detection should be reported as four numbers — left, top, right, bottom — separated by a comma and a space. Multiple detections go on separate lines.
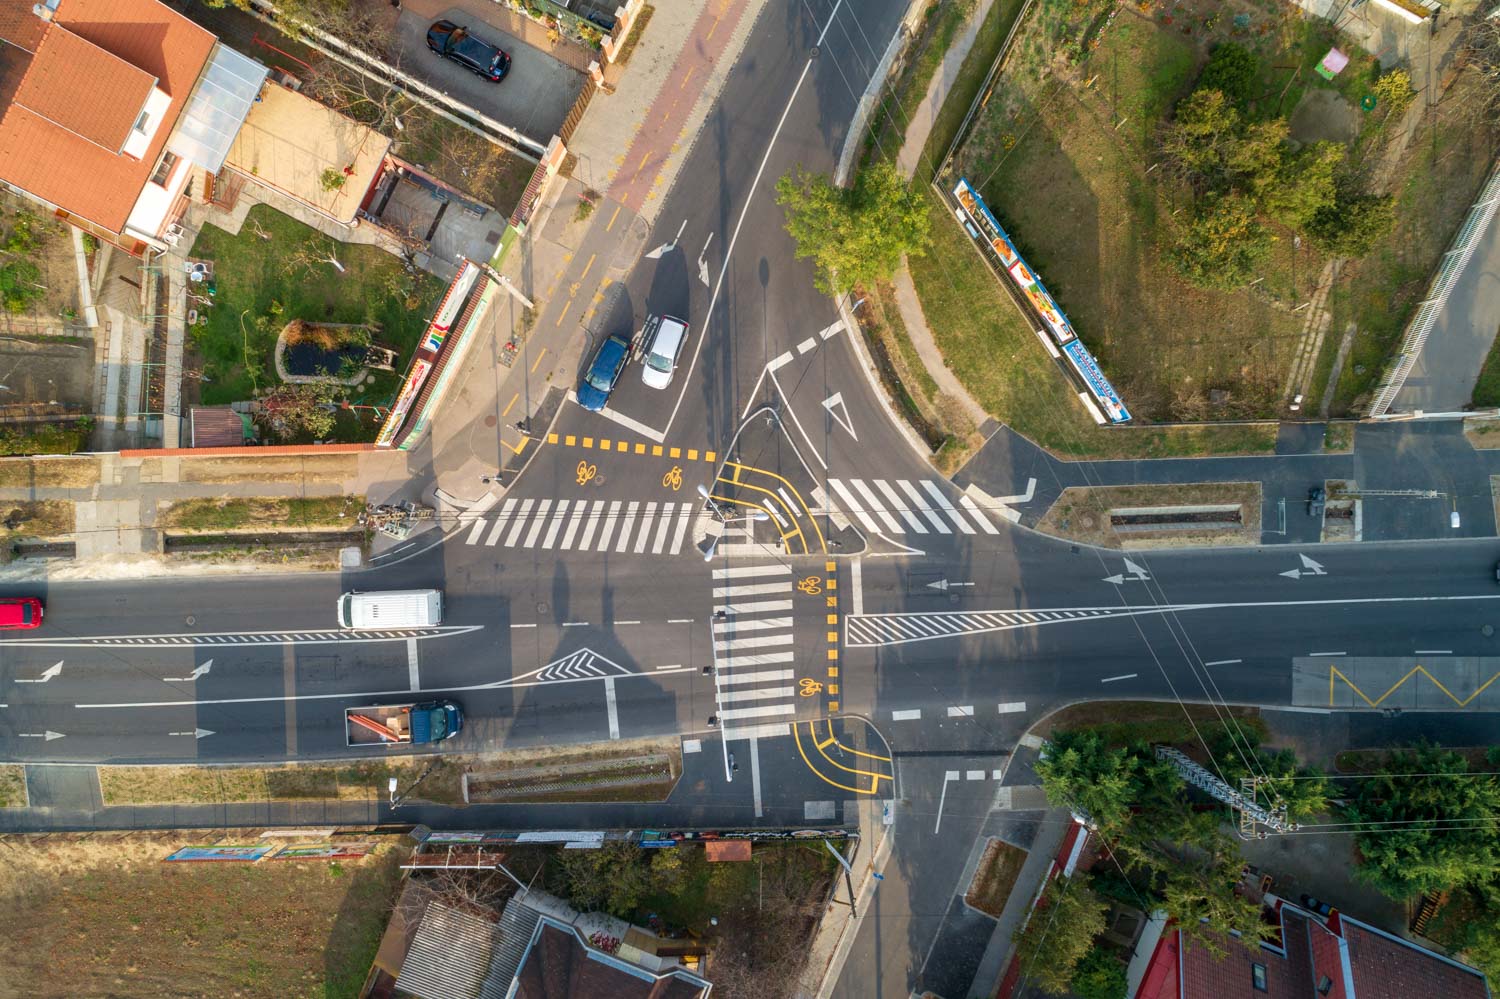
644, 241, 676, 259
1104, 559, 1151, 585
696, 232, 715, 287
163, 659, 213, 683
19, 730, 64, 741
822, 391, 858, 441
170, 728, 215, 739
14, 660, 62, 683
926, 579, 975, 592
1279, 554, 1327, 580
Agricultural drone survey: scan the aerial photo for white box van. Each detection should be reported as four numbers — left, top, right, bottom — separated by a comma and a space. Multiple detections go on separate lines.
338, 589, 443, 629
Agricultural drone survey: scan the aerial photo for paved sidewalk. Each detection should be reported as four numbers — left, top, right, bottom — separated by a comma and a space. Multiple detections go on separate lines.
895, 0, 996, 178
892, 258, 990, 430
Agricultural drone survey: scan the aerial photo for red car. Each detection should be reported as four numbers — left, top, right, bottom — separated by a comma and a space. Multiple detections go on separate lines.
0, 597, 43, 629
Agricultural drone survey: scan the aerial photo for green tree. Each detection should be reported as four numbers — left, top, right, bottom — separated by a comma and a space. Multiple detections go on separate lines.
1373, 69, 1416, 119
1219, 746, 1330, 823
1345, 745, 1500, 899
554, 842, 655, 918
775, 161, 931, 295
1036, 731, 1145, 835
1306, 188, 1397, 257
1073, 945, 1128, 999
1011, 876, 1108, 995
1161, 89, 1243, 188
649, 847, 688, 894
256, 383, 338, 443
1226, 119, 1289, 195
1260, 141, 1344, 230
1198, 42, 1259, 106
1164, 840, 1275, 956
1170, 194, 1273, 290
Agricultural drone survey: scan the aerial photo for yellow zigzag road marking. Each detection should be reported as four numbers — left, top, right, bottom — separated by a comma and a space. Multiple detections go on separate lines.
1328, 665, 1500, 708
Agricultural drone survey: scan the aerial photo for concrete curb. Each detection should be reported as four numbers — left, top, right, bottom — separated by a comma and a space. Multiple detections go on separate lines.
835, 292, 934, 465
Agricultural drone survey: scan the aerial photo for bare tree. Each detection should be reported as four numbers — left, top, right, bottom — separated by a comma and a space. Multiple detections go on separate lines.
1460, 5, 1500, 122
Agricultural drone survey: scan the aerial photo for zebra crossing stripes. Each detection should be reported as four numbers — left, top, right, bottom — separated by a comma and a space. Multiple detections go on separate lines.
711, 564, 800, 738
844, 606, 1148, 647
825, 478, 1003, 536
462, 499, 697, 556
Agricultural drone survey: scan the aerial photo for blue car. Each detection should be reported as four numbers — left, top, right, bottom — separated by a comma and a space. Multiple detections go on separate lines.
578, 335, 630, 412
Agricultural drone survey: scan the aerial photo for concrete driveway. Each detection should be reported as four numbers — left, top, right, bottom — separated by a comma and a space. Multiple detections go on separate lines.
392, 4, 585, 146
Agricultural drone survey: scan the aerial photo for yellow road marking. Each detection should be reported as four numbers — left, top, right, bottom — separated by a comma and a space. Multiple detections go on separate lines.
816, 734, 835, 749
687, 449, 699, 461
600, 439, 611, 450
530, 348, 548, 373
565, 435, 576, 446
606, 204, 622, 231
548, 433, 559, 444
723, 461, 827, 552
634, 442, 646, 454
579, 253, 596, 281
793, 724, 875, 794
670, 447, 681, 458
502, 437, 527, 455
652, 444, 664, 457
501, 393, 519, 417
1329, 664, 1500, 708
803, 722, 891, 784
821, 719, 890, 763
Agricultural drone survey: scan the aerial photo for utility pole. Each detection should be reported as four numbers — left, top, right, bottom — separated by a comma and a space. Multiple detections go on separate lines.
1154, 746, 1296, 838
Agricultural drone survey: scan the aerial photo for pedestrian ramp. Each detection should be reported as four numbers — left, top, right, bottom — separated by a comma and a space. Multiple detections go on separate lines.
459, 498, 697, 556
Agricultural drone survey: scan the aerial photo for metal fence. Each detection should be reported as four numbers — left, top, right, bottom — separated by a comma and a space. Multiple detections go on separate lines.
1368, 158, 1500, 417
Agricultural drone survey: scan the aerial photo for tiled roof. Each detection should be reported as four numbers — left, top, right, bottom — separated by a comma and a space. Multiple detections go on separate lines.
0, 3, 44, 52
188, 407, 245, 448
13, 24, 154, 152
0, 0, 215, 232
1180, 931, 1303, 999
1344, 917, 1491, 999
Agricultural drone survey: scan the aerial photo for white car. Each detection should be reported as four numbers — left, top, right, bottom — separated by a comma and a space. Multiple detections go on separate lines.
641, 315, 689, 389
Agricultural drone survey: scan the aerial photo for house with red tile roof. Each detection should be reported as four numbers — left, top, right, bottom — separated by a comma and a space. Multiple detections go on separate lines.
0, 0, 267, 255
1131, 895, 1492, 999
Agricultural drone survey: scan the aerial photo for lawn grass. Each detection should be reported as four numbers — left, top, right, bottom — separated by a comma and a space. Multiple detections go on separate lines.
0, 765, 25, 807
173, 453, 361, 485
1037, 481, 1261, 549
1473, 323, 1500, 408
100, 757, 468, 806
186, 205, 443, 425
1322, 422, 1354, 453
631, 841, 837, 936
158, 495, 364, 533
0, 456, 99, 488
1040, 700, 1266, 748
0, 499, 72, 539
920, 0, 1026, 181
0, 832, 406, 998
965, 838, 1027, 917
864, 0, 981, 170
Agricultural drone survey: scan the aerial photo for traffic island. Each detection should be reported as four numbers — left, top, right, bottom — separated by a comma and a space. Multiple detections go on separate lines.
1036, 481, 1261, 549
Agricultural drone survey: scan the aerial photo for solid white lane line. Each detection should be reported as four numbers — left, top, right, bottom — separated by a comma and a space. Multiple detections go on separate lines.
713, 582, 789, 599
541, 499, 570, 549
634, 502, 659, 555
891, 708, 921, 720
577, 500, 606, 549
922, 480, 976, 534
505, 499, 535, 546
615, 501, 640, 553
1309, 651, 1346, 657
1203, 659, 1242, 667
651, 504, 674, 554
935, 771, 956, 834
562, 621, 590, 628
667, 617, 695, 624
959, 494, 1001, 535
828, 478, 882, 532
407, 638, 419, 690
559, 500, 587, 549
850, 558, 864, 617
713, 617, 794, 633
874, 478, 926, 533
850, 478, 903, 533
669, 502, 694, 554
947, 705, 974, 717
751, 736, 763, 818
588, 402, 667, 442
712, 564, 793, 580
606, 676, 620, 739
1414, 650, 1452, 654
997, 702, 1027, 713
898, 479, 950, 533
1100, 673, 1137, 683
617, 620, 641, 625
485, 499, 519, 546
595, 500, 622, 551
522, 499, 553, 548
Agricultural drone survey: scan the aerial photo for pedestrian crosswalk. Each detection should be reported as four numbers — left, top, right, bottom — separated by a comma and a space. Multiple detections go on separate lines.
821, 478, 1002, 537
711, 563, 799, 740
460, 498, 698, 555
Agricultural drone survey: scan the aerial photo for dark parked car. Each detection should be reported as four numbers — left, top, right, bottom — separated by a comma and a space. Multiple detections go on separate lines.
426, 21, 511, 82
1307, 486, 1325, 518
578, 335, 631, 412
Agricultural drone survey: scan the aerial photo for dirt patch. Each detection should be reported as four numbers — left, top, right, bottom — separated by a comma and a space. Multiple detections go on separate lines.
1323, 422, 1355, 453
0, 831, 405, 998
1466, 417, 1500, 450
1037, 481, 1262, 548
173, 453, 360, 485
0, 765, 25, 806
1038, 700, 1266, 747
1288, 88, 1362, 146
0, 455, 100, 488
0, 499, 72, 539
966, 838, 1028, 917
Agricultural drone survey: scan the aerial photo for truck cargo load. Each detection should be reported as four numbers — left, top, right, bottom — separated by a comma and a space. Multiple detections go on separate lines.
346, 700, 463, 746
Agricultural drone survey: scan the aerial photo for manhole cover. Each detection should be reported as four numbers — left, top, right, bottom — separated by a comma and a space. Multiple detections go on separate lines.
484, 415, 497, 428
537, 602, 549, 614
185, 615, 195, 626
1485, 625, 1495, 638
